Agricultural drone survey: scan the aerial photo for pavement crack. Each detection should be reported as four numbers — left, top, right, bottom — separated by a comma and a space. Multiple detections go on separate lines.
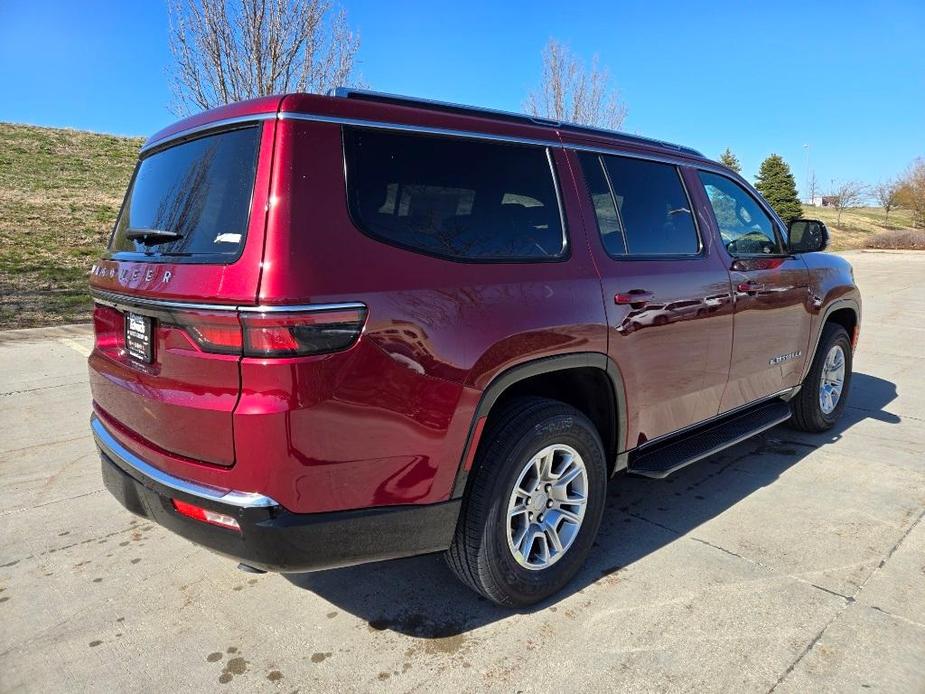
768, 610, 843, 693
626, 512, 682, 536
767, 506, 925, 691
688, 536, 778, 573
866, 605, 925, 631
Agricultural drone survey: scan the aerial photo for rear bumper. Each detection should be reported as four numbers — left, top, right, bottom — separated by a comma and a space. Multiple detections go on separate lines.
92, 415, 461, 572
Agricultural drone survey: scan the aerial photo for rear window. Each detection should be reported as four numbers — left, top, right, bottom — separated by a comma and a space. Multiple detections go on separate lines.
109, 126, 260, 261
344, 128, 566, 261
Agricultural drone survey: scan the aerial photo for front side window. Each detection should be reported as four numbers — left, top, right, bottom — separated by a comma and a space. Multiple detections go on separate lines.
110, 126, 261, 260
580, 153, 700, 256
698, 172, 783, 255
344, 128, 565, 261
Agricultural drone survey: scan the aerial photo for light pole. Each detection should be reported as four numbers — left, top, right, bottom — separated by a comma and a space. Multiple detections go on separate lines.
802, 144, 811, 204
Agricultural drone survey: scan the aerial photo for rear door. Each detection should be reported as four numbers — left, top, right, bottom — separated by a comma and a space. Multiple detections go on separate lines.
573, 151, 735, 448
88, 122, 274, 466
694, 170, 812, 412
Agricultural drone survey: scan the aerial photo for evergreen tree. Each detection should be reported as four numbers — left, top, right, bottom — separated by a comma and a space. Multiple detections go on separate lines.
754, 154, 803, 223
719, 147, 742, 174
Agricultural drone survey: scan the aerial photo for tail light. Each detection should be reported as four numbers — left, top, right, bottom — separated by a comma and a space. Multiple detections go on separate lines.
92, 304, 125, 354
175, 305, 367, 358
241, 308, 367, 357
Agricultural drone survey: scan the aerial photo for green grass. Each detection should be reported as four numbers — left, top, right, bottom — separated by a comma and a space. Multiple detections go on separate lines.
0, 122, 142, 328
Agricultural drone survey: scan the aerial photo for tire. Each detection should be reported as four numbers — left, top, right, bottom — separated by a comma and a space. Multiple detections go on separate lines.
445, 397, 607, 607
790, 323, 853, 432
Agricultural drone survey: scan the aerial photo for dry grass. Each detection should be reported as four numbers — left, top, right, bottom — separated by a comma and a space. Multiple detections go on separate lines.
0, 123, 142, 328
802, 205, 919, 251
864, 229, 925, 250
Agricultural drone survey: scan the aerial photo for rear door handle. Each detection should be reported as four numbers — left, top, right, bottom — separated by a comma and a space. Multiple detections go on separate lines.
736, 280, 765, 294
615, 289, 655, 305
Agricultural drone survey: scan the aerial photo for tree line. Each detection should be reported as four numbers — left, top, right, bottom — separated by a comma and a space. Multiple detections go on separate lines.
167, 0, 922, 231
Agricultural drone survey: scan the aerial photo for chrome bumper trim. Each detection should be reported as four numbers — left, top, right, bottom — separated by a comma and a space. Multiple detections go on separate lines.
91, 414, 280, 509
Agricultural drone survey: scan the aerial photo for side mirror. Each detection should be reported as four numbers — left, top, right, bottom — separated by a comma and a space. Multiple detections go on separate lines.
788, 219, 829, 253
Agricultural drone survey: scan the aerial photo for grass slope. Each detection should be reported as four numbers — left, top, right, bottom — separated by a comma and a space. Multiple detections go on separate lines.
0, 122, 142, 328
803, 205, 918, 250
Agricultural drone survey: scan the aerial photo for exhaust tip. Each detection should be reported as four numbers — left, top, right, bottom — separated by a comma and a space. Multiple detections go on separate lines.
236, 562, 267, 574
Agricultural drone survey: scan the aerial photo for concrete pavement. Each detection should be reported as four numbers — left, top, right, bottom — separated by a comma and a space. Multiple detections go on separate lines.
1, 251, 923, 692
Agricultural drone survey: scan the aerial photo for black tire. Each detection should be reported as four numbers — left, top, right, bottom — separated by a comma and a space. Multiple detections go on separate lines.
790, 323, 853, 432
445, 397, 607, 607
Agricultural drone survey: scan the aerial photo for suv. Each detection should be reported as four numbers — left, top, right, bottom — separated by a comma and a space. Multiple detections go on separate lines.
89, 89, 860, 607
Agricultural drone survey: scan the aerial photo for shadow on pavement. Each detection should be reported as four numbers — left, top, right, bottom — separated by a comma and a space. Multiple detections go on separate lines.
285, 372, 898, 637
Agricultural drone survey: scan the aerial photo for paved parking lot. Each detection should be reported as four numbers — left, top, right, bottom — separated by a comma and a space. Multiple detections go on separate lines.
1, 251, 924, 693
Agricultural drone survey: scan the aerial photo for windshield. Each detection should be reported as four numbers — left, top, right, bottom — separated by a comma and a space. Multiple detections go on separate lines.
109, 126, 260, 260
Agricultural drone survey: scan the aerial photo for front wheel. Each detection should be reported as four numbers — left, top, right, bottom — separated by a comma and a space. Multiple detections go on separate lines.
790, 323, 853, 432
446, 398, 607, 607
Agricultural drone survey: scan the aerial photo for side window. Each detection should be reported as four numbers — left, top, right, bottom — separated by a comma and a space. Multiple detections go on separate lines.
577, 152, 626, 255
698, 172, 783, 255
601, 155, 700, 256
344, 128, 566, 261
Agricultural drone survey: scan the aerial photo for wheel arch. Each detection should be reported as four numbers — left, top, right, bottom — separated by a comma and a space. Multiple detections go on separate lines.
451, 353, 627, 498
802, 298, 860, 382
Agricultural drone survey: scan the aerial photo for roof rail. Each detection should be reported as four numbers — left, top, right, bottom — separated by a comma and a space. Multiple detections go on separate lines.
333, 87, 704, 158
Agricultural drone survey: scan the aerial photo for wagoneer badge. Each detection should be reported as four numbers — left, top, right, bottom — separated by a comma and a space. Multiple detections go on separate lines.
769, 351, 802, 366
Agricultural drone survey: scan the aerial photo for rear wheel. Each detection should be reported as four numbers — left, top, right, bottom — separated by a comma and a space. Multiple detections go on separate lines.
446, 397, 607, 606
790, 323, 853, 432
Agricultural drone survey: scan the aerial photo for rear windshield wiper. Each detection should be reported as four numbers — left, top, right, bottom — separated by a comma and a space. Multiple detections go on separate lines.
125, 228, 182, 245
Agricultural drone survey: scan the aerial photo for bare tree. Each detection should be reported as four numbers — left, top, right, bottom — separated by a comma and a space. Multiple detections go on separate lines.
829, 180, 867, 224
875, 179, 901, 221
806, 170, 818, 204
168, 0, 362, 115
525, 39, 627, 130
896, 158, 925, 228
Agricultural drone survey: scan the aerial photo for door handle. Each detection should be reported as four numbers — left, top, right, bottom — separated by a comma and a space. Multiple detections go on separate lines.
615, 289, 655, 305
736, 280, 765, 294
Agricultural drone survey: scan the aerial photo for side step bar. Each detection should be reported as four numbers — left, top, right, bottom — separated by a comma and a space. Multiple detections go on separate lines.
627, 400, 792, 479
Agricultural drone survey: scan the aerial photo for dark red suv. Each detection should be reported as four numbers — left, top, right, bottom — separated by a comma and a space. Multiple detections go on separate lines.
89, 89, 860, 606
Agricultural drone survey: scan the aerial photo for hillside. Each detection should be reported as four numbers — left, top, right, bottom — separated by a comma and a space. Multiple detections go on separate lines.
0, 123, 142, 328
803, 204, 919, 250
0, 123, 920, 329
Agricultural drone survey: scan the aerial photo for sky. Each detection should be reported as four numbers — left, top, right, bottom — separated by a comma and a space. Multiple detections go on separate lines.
1, 0, 923, 196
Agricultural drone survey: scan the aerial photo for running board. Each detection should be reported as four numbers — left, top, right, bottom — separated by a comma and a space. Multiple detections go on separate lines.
627, 400, 792, 479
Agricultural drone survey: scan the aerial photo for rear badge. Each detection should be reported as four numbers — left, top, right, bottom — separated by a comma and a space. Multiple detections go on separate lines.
769, 351, 801, 366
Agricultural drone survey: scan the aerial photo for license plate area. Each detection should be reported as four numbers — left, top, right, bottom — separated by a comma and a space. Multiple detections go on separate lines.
125, 312, 154, 364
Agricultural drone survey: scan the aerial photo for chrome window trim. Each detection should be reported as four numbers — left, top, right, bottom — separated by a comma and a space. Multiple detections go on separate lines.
140, 113, 277, 154
280, 111, 559, 148
140, 110, 712, 166
90, 288, 365, 315
91, 414, 280, 508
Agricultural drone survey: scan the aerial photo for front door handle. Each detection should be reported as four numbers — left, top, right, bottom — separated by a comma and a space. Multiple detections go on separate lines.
615, 289, 655, 305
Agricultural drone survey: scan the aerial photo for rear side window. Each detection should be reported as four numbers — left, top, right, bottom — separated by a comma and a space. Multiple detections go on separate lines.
110, 126, 260, 261
344, 128, 565, 261
580, 153, 700, 256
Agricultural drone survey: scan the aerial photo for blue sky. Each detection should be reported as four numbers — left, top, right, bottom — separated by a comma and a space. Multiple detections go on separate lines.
1, 0, 923, 195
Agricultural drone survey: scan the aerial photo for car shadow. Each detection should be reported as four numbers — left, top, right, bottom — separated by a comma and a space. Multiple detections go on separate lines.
284, 372, 898, 637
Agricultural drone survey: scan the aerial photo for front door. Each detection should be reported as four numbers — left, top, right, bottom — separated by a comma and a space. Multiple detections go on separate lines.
572, 150, 735, 448
695, 171, 812, 413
